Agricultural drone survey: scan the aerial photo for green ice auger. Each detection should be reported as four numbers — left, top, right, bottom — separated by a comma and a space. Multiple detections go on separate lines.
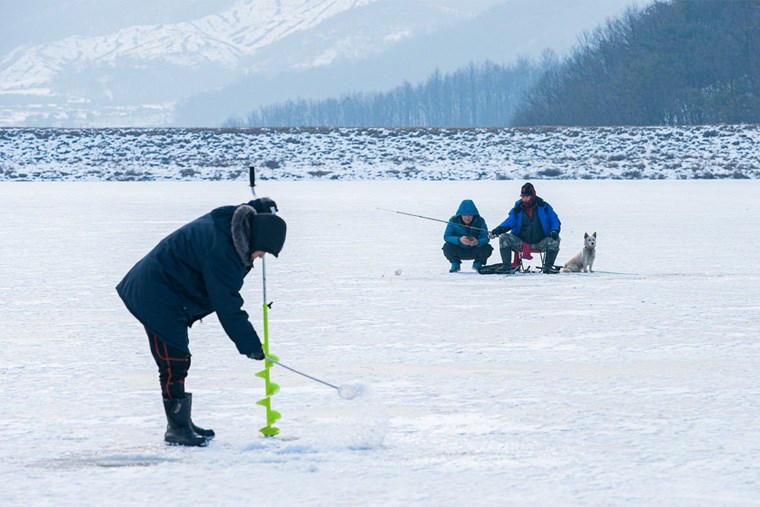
255, 300, 281, 436
250, 165, 281, 437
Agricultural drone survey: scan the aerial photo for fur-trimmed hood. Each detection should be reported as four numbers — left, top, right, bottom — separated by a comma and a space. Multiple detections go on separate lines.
231, 205, 287, 267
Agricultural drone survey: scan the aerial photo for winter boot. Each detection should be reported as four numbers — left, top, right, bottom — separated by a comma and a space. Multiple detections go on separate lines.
472, 261, 483, 271
186, 393, 215, 440
163, 396, 209, 447
542, 249, 560, 274
499, 247, 513, 266
449, 262, 461, 273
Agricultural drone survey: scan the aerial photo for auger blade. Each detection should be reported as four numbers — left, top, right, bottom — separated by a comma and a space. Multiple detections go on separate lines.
266, 382, 280, 396
267, 409, 282, 425
259, 425, 280, 437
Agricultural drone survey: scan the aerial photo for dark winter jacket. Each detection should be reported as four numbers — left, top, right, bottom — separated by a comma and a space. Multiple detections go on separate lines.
495, 197, 560, 240
116, 202, 286, 356
443, 199, 489, 247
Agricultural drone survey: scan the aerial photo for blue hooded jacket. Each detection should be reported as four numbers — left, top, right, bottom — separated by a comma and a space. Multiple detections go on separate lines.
496, 197, 561, 239
443, 200, 489, 247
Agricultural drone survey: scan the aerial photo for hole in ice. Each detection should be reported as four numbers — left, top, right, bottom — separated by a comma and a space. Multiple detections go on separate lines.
337, 384, 364, 400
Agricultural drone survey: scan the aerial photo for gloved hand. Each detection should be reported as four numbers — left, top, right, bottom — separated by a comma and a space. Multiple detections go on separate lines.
550, 230, 559, 240
249, 197, 278, 214
248, 348, 265, 361
490, 226, 507, 238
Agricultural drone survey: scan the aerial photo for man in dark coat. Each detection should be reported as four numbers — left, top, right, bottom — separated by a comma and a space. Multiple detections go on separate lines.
489, 182, 561, 273
116, 197, 286, 446
442, 199, 493, 272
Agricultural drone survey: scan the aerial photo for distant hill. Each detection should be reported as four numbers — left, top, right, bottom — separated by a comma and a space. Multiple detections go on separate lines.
177, 0, 641, 127
513, 0, 760, 126
0, 0, 645, 127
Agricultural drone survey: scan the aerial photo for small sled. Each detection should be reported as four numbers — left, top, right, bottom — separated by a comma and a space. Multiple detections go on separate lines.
477, 263, 516, 275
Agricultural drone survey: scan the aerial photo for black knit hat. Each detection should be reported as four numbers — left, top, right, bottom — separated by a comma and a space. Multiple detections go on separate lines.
520, 182, 536, 197
250, 214, 287, 257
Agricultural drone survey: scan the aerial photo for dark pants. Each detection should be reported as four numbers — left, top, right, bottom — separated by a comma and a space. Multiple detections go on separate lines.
442, 242, 493, 264
147, 329, 191, 400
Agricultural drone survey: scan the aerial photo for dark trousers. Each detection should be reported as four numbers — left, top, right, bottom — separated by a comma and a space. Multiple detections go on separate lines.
147, 329, 191, 400
442, 242, 493, 264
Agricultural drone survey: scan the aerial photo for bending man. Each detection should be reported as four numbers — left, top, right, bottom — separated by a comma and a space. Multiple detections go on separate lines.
117, 197, 286, 446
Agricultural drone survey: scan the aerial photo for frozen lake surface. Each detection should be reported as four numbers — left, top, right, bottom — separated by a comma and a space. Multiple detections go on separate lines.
1, 180, 758, 505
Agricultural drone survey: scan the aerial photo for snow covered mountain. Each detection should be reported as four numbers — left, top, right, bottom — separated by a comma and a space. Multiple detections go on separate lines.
0, 0, 645, 127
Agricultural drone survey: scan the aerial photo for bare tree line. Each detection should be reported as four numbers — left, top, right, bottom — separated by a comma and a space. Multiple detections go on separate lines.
514, 0, 760, 126
232, 59, 547, 128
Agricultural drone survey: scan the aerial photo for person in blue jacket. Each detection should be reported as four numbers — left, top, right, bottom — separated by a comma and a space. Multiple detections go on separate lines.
116, 197, 286, 447
443, 199, 493, 272
489, 182, 561, 273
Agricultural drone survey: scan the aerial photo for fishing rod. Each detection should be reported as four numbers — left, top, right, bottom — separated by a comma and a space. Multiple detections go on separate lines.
377, 207, 488, 233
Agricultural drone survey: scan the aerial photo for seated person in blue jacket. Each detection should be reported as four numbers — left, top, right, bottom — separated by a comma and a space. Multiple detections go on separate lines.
443, 199, 493, 272
117, 197, 285, 447
489, 182, 561, 273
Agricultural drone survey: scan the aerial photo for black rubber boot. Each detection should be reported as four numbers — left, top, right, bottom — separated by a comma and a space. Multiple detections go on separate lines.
542, 249, 559, 274
499, 247, 513, 266
185, 393, 215, 439
163, 396, 209, 447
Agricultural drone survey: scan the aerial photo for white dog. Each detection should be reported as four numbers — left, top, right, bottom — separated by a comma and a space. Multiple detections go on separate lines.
562, 232, 597, 272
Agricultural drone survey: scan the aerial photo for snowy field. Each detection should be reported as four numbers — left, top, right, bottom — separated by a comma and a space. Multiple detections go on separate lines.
2, 125, 760, 181
1, 180, 759, 506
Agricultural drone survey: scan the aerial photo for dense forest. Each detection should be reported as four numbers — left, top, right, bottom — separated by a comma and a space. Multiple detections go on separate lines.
229, 59, 547, 128
514, 0, 760, 125
229, 0, 760, 128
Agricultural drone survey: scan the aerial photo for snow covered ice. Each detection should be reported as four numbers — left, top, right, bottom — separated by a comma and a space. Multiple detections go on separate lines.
1, 180, 759, 505
338, 384, 364, 400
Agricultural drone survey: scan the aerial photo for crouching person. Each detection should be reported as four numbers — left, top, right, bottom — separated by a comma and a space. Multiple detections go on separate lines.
116, 197, 286, 446
489, 182, 561, 273
442, 199, 493, 272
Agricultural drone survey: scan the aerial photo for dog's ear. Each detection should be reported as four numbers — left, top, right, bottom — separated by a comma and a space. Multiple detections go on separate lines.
584, 232, 589, 238
593, 232, 597, 237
